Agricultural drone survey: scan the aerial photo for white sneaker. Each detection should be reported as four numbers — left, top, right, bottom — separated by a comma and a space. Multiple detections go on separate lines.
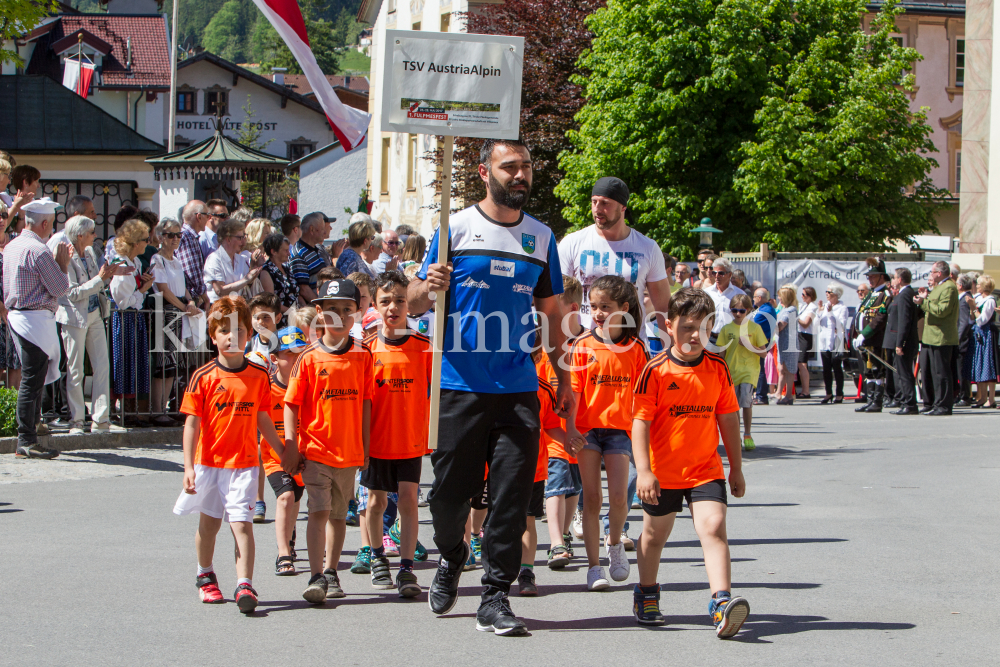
68, 422, 85, 436
620, 531, 635, 551
571, 509, 584, 539
587, 565, 610, 591
606, 540, 631, 582
91, 422, 127, 433
417, 489, 429, 508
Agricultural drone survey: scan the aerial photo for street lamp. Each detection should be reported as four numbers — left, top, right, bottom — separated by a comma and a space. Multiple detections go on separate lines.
691, 217, 722, 249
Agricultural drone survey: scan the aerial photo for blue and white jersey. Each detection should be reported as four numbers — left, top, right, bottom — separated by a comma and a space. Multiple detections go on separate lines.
419, 204, 563, 394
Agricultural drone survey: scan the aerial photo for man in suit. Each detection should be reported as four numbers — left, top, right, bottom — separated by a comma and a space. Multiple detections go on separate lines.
849, 257, 893, 412
885, 267, 920, 414
914, 261, 960, 415
954, 273, 975, 406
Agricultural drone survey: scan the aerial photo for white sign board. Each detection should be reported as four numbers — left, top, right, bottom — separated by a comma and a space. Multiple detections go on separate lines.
776, 259, 936, 311
380, 30, 524, 138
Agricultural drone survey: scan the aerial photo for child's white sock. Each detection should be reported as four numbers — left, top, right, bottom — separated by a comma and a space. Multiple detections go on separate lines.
237, 577, 252, 587
197, 564, 214, 576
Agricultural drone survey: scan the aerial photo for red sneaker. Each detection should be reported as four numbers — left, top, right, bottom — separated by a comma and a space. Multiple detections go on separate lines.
234, 583, 258, 614
196, 572, 225, 604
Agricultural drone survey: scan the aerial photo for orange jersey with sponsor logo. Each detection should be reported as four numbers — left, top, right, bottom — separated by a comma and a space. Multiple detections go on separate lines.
285, 339, 374, 468
535, 377, 562, 482
632, 349, 739, 489
181, 358, 272, 469
538, 363, 575, 464
259, 372, 304, 484
365, 330, 433, 459
535, 352, 558, 388
570, 332, 650, 433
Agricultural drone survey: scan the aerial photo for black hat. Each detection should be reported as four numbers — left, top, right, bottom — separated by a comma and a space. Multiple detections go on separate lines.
591, 177, 630, 207
312, 279, 360, 306
864, 257, 889, 277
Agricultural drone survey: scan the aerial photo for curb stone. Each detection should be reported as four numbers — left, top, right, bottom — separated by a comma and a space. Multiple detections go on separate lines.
0, 427, 184, 455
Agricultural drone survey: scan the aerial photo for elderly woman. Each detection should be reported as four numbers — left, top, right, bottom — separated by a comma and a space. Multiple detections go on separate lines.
775, 284, 799, 405
203, 219, 263, 302
965, 273, 998, 408
336, 218, 376, 277
260, 233, 298, 317
55, 215, 123, 433
0, 224, 22, 389
817, 284, 849, 404
110, 218, 155, 406
150, 217, 201, 426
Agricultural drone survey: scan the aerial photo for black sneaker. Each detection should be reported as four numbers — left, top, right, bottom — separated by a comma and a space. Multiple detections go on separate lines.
371, 555, 393, 590
633, 584, 665, 625
396, 569, 421, 598
517, 568, 538, 596
323, 568, 345, 598
428, 541, 469, 615
302, 573, 328, 604
476, 591, 528, 636
15, 444, 59, 459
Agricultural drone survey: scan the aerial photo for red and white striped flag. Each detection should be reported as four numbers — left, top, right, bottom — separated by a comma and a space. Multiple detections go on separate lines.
252, 0, 371, 150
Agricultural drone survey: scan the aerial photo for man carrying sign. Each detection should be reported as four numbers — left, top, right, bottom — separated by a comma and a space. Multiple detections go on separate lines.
407, 139, 573, 636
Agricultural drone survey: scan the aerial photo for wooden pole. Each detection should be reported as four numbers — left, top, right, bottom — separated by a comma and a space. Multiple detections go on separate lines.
167, 0, 180, 152
427, 134, 454, 451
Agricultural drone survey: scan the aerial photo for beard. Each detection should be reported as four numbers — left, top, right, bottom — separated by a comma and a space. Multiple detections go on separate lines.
594, 207, 624, 230
488, 171, 532, 211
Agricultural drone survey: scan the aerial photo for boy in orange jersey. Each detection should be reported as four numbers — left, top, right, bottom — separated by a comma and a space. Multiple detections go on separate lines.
173, 296, 289, 615
518, 343, 566, 596
631, 288, 749, 637
556, 274, 586, 543
362, 271, 432, 597
263, 327, 309, 575
284, 279, 373, 603
564, 276, 650, 590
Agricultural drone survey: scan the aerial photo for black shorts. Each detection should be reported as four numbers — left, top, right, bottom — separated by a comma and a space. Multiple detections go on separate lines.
798, 332, 814, 364
526, 480, 545, 517
470, 477, 489, 510
359, 456, 422, 493
641, 479, 727, 516
267, 471, 304, 502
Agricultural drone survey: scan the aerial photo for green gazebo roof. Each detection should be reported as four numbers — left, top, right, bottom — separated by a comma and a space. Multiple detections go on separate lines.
146, 121, 288, 181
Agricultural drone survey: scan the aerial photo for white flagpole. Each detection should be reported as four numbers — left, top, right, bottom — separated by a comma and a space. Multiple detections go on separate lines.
427, 134, 454, 451
167, 0, 180, 151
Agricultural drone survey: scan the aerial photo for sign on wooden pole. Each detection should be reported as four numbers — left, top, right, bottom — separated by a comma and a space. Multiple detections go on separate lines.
380, 30, 524, 449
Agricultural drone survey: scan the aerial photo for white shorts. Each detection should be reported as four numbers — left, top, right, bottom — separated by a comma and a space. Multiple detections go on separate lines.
173, 465, 258, 522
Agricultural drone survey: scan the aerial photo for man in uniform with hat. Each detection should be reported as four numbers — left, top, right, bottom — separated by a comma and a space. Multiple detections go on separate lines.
849, 257, 894, 413
558, 176, 671, 345
2, 197, 72, 458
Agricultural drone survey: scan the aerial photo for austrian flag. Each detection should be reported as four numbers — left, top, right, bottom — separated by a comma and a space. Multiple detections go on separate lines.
251, 0, 371, 150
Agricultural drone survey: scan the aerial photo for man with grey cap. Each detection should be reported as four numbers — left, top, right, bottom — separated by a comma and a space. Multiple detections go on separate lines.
559, 177, 671, 345
2, 197, 71, 458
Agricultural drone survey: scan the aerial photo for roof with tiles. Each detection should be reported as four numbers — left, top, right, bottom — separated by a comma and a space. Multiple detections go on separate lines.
25, 13, 170, 90
282, 74, 370, 95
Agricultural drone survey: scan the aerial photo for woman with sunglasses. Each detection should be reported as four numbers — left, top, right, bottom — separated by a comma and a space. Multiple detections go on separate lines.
817, 284, 849, 403
795, 286, 819, 398
150, 218, 202, 426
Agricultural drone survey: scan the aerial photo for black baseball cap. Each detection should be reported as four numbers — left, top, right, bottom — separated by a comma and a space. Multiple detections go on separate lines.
312, 279, 360, 306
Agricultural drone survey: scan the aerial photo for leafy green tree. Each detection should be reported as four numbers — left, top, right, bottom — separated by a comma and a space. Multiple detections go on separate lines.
556, 0, 949, 257
234, 96, 297, 217
203, 0, 253, 63
1, 0, 59, 66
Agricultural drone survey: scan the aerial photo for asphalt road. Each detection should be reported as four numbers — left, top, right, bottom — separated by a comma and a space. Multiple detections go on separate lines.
1, 401, 996, 666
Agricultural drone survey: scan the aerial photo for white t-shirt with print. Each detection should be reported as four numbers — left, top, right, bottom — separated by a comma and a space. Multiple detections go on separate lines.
558, 226, 668, 338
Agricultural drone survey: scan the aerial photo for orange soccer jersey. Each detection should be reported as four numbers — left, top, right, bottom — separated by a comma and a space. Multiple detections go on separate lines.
181, 358, 272, 469
285, 339, 374, 468
632, 349, 739, 489
260, 372, 303, 484
365, 330, 433, 459
570, 331, 650, 434
535, 378, 562, 482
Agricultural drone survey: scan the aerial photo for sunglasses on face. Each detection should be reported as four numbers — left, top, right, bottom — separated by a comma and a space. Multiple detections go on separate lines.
161, 232, 181, 239
211, 213, 227, 219
730, 308, 747, 314
385, 241, 400, 246
711, 270, 728, 276
135, 237, 149, 244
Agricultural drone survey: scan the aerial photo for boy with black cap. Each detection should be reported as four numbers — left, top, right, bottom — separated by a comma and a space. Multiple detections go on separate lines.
558, 176, 671, 347
283, 279, 374, 602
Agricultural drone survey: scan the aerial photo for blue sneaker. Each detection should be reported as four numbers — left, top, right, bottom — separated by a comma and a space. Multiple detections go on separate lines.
471, 535, 482, 561
351, 545, 372, 574
414, 540, 428, 561
252, 501, 266, 524
463, 542, 477, 571
710, 593, 750, 638
633, 584, 665, 626
388, 517, 428, 561
346, 498, 359, 527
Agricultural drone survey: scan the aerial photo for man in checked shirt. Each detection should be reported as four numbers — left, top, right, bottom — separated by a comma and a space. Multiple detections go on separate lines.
2, 198, 71, 459
177, 200, 211, 309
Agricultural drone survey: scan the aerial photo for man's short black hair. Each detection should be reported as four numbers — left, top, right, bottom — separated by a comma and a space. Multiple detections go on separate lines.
479, 138, 530, 167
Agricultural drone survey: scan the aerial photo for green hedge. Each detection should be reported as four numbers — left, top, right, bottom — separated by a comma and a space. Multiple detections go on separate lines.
0, 387, 17, 437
